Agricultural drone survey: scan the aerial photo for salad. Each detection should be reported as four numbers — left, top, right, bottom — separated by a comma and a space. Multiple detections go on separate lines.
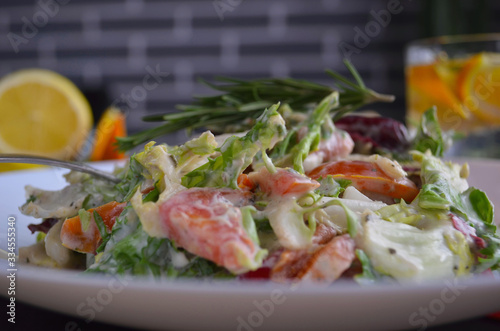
16, 64, 500, 285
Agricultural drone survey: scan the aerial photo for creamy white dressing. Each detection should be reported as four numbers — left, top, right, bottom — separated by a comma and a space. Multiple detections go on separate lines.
442, 162, 469, 193
214, 131, 247, 147
132, 144, 187, 237
320, 196, 386, 230
268, 115, 287, 147
264, 197, 314, 250
357, 212, 456, 283
104, 208, 139, 251
45, 220, 84, 268
342, 186, 373, 202
170, 250, 189, 268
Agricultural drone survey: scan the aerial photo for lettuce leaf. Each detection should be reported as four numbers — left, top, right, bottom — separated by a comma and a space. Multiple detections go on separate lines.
413, 151, 469, 212
271, 92, 339, 174
315, 175, 351, 198
87, 206, 232, 278
465, 188, 500, 271
114, 156, 146, 202
360, 212, 456, 282
182, 103, 286, 189
376, 200, 422, 226
412, 107, 446, 157
413, 151, 500, 271
265, 198, 316, 250
167, 131, 218, 174
354, 249, 380, 284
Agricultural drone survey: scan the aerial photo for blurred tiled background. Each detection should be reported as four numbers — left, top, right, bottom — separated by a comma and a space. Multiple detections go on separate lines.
1, 0, 499, 137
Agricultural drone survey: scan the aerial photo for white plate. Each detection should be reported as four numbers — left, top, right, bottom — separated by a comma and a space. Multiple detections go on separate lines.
0, 160, 499, 331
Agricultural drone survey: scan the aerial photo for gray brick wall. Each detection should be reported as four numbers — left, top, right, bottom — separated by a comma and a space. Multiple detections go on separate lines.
0, 0, 497, 137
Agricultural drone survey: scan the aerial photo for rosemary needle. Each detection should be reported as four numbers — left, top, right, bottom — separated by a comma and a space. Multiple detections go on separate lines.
117, 60, 394, 151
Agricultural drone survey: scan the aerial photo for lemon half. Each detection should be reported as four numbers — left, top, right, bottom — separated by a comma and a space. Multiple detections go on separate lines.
0, 69, 93, 160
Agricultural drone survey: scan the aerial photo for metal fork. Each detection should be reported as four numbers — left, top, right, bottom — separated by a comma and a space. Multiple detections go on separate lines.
0, 154, 121, 183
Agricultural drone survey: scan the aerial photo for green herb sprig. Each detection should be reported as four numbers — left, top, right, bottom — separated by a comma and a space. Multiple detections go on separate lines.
117, 60, 394, 151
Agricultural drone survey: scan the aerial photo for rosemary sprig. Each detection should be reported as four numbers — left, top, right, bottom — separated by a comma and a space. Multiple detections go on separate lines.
117, 60, 394, 151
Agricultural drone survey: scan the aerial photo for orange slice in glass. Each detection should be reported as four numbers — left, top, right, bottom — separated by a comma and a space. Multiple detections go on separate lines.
406, 63, 468, 130
457, 52, 500, 125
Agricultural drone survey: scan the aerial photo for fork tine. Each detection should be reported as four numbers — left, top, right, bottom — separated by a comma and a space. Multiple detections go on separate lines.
0, 154, 121, 183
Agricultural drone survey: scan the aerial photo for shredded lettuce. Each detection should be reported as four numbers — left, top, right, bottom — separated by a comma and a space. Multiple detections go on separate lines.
93, 211, 111, 254
87, 206, 232, 278
413, 151, 500, 271
315, 175, 351, 198
130, 142, 186, 237
135, 142, 177, 186
465, 188, 500, 271
443, 230, 474, 276
265, 198, 317, 250
182, 103, 286, 189
469, 189, 494, 226
271, 92, 339, 173
412, 107, 446, 157
167, 131, 218, 174
322, 199, 359, 238
359, 212, 456, 282
376, 200, 422, 226
142, 186, 160, 203
354, 249, 379, 284
413, 151, 469, 212
114, 156, 146, 201
240, 206, 261, 246
78, 209, 92, 232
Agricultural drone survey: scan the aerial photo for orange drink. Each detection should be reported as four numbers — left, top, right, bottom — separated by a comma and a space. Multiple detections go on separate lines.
406, 34, 500, 157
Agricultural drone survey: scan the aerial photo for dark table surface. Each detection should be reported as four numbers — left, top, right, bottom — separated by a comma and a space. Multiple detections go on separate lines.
1, 296, 499, 331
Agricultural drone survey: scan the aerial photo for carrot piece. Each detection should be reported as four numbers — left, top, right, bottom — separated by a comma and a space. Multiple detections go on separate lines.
237, 174, 255, 191
307, 160, 419, 203
60, 201, 126, 254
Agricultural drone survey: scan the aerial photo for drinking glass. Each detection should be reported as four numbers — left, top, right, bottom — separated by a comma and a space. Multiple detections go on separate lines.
405, 34, 500, 158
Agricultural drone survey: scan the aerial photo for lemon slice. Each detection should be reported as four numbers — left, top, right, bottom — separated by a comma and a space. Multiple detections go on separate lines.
458, 52, 500, 125
0, 69, 93, 160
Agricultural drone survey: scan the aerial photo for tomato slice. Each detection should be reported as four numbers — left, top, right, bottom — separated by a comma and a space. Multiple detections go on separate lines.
248, 167, 320, 197
307, 160, 419, 202
159, 187, 262, 274
60, 201, 126, 254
